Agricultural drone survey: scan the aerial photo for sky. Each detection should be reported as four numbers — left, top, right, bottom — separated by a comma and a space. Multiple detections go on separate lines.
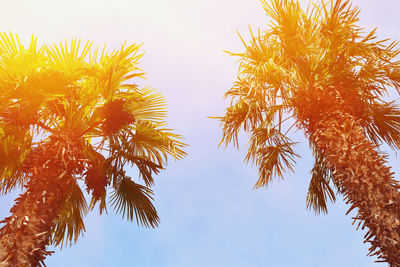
0, 0, 400, 266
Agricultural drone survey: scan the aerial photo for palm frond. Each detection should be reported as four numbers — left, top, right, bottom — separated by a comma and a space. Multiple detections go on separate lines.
306, 148, 336, 215
109, 121, 186, 166
27, 67, 75, 98
133, 121, 187, 161
0, 33, 46, 100
362, 100, 400, 150
246, 126, 298, 188
262, 0, 302, 39
0, 125, 31, 194
45, 40, 95, 98
220, 82, 287, 149
88, 190, 108, 215
110, 176, 159, 228
123, 87, 167, 122
51, 180, 87, 247
108, 151, 162, 187
220, 98, 254, 148
46, 39, 91, 75
104, 121, 185, 187
0, 32, 22, 55
92, 43, 143, 100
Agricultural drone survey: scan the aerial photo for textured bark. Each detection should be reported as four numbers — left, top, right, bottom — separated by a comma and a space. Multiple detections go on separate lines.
310, 113, 400, 266
0, 133, 83, 267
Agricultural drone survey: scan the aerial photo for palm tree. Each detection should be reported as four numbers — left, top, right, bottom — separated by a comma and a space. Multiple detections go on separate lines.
218, 0, 400, 265
0, 34, 186, 266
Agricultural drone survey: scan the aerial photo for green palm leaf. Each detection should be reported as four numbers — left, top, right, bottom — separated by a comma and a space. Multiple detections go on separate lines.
110, 176, 159, 228
246, 126, 298, 188
113, 121, 186, 165
91, 43, 143, 100
0, 33, 46, 99
0, 125, 31, 194
51, 180, 88, 247
108, 152, 162, 187
362, 100, 400, 150
124, 87, 167, 122
46, 39, 92, 75
306, 146, 336, 215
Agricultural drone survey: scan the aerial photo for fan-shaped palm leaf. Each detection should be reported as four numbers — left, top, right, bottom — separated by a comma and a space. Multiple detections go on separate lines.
110, 176, 159, 227
50, 180, 87, 247
0, 33, 186, 266
306, 145, 336, 214
0, 125, 31, 194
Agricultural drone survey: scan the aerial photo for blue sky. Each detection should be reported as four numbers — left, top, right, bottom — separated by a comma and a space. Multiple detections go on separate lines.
0, 0, 400, 266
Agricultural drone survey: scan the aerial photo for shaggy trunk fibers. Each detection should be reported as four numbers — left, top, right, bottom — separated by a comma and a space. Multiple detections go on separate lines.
310, 113, 400, 266
0, 133, 83, 267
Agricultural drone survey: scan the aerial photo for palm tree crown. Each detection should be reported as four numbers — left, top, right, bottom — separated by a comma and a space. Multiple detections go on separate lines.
221, 0, 400, 211
219, 0, 400, 264
0, 33, 186, 265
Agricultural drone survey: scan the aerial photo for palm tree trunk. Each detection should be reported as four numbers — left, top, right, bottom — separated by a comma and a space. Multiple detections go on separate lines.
310, 112, 400, 266
0, 134, 82, 267
0, 173, 72, 266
